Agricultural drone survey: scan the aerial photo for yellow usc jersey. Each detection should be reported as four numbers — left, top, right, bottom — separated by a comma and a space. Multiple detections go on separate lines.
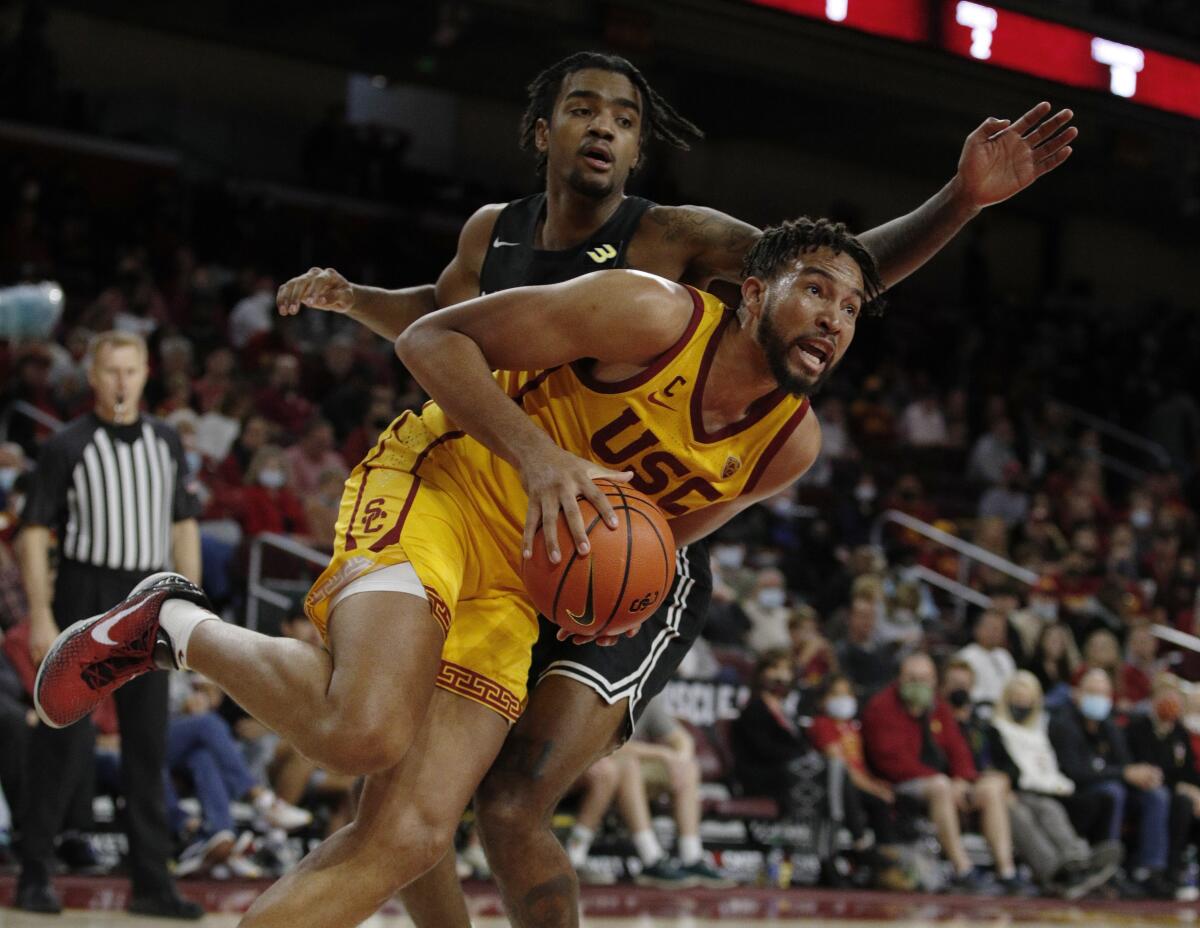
375, 286, 810, 564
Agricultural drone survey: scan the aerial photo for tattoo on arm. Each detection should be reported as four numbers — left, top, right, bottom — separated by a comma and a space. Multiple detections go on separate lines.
649, 206, 760, 282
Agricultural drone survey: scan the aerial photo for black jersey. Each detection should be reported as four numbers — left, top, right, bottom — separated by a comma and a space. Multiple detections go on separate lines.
479, 192, 654, 293
23, 413, 200, 572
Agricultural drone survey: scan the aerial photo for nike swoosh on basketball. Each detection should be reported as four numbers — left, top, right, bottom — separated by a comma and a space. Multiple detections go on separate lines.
90, 601, 145, 646
565, 558, 597, 627
646, 391, 674, 411
492, 238, 520, 248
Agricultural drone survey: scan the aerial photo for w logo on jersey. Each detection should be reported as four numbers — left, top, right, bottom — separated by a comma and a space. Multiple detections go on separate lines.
587, 244, 617, 264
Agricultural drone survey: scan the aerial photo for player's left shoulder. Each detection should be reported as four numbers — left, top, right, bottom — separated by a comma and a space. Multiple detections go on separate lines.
750, 404, 822, 498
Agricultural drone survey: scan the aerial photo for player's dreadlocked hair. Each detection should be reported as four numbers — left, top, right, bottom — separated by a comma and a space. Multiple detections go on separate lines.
743, 217, 887, 317
519, 51, 704, 174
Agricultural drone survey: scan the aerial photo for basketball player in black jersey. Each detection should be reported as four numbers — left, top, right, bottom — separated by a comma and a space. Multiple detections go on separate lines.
277, 53, 1075, 926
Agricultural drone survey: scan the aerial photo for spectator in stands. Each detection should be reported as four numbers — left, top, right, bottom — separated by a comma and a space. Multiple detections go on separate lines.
899, 390, 948, 447
1125, 675, 1200, 900
956, 609, 1017, 707
192, 347, 236, 416
303, 468, 347, 551
1026, 622, 1081, 710
254, 354, 313, 435
1123, 623, 1161, 706
979, 460, 1029, 527
743, 567, 792, 654
941, 659, 990, 767
237, 445, 311, 541
836, 593, 897, 699
988, 672, 1121, 898
215, 414, 272, 487
338, 384, 396, 466
165, 673, 311, 878
809, 675, 896, 849
968, 416, 1018, 485
1186, 687, 1200, 768
1048, 668, 1175, 898
862, 653, 1019, 894
283, 418, 346, 499
1076, 629, 1142, 711
560, 755, 621, 885
227, 274, 276, 350
194, 392, 247, 465
789, 605, 836, 688
730, 650, 811, 812
611, 696, 733, 887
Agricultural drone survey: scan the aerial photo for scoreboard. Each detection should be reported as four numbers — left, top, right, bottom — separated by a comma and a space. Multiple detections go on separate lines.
749, 0, 1200, 120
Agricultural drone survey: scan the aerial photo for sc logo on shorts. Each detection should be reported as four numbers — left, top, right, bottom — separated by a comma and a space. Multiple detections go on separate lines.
363, 498, 388, 534
628, 591, 660, 613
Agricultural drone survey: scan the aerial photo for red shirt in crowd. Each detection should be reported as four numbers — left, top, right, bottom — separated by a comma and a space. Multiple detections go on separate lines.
238, 485, 310, 537
862, 683, 977, 784
809, 715, 868, 775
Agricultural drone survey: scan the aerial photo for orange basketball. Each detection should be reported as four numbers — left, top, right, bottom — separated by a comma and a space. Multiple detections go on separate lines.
522, 479, 676, 639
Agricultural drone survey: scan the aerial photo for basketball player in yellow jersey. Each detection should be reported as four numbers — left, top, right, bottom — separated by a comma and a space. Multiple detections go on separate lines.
37, 216, 873, 925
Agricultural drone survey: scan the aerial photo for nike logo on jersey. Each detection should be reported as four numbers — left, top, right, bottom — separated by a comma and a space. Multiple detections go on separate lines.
492, 238, 520, 248
565, 558, 597, 627
587, 244, 617, 264
91, 601, 145, 645
646, 391, 675, 411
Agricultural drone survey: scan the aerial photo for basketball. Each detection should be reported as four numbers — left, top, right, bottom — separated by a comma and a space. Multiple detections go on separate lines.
522, 479, 676, 639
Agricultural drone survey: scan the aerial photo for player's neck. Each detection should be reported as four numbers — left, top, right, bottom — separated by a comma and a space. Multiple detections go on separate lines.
698, 317, 781, 430
539, 181, 624, 250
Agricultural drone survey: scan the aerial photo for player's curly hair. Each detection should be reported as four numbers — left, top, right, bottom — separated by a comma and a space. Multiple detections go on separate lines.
519, 51, 704, 175
743, 217, 887, 317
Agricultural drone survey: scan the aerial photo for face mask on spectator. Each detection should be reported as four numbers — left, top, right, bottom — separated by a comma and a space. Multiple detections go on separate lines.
1030, 599, 1058, 621
258, 468, 286, 489
854, 482, 876, 504
713, 545, 745, 569
900, 681, 933, 712
1130, 508, 1153, 530
826, 695, 857, 720
1079, 694, 1112, 721
1009, 705, 1033, 723
947, 688, 971, 708
757, 588, 786, 609
1154, 695, 1181, 723
185, 450, 202, 474
0, 467, 19, 493
1186, 714, 1200, 734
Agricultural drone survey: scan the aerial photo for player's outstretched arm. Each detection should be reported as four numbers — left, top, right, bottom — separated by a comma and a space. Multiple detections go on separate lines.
654, 102, 1075, 292
396, 270, 694, 563
855, 101, 1075, 288
274, 204, 502, 340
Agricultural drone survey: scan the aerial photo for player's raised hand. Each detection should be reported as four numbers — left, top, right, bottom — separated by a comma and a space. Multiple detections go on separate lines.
955, 101, 1077, 209
519, 444, 632, 564
276, 267, 355, 316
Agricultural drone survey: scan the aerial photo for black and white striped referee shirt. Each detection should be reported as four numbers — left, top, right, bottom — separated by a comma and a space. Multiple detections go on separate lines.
23, 413, 200, 573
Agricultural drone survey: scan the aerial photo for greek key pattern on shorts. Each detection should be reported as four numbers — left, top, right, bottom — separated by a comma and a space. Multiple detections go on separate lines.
426, 586, 451, 638
436, 660, 521, 722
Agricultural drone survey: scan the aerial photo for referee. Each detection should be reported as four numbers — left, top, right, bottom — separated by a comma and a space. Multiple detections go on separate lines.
15, 331, 203, 919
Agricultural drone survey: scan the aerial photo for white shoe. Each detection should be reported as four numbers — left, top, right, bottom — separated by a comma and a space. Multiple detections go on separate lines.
254, 791, 313, 832
175, 830, 235, 878
460, 841, 491, 879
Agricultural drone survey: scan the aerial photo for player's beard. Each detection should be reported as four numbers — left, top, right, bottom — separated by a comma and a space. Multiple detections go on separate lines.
566, 165, 617, 200
756, 301, 836, 397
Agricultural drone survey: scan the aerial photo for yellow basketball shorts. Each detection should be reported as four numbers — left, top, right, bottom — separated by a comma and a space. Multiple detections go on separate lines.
305, 446, 537, 723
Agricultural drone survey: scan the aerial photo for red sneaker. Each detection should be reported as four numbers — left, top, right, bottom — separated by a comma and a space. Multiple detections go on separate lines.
34, 572, 211, 729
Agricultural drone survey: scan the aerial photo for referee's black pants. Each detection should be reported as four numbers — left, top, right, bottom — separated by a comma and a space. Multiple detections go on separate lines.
20, 562, 175, 896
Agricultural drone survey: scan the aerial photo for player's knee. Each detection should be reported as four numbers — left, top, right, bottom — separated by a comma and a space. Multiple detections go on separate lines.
476, 782, 546, 845
317, 717, 412, 775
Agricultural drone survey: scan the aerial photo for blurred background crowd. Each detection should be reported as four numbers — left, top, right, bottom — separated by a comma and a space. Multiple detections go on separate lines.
1, 0, 1199, 907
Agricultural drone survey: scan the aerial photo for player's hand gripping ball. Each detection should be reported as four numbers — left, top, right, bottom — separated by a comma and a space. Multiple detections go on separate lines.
522, 479, 675, 640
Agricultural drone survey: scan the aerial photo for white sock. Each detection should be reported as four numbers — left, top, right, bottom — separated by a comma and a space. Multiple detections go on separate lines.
158, 600, 219, 670
633, 829, 663, 866
679, 835, 703, 866
566, 824, 594, 868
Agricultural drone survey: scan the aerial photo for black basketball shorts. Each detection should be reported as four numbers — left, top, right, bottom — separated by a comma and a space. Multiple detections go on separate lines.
527, 540, 712, 737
